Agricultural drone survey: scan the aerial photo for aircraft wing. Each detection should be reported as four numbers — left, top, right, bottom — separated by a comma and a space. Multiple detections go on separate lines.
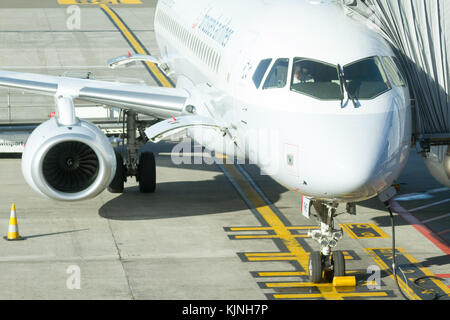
0, 70, 189, 119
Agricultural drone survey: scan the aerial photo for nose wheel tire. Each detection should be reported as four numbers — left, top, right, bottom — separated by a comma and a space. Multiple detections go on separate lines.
137, 151, 156, 193
332, 250, 346, 277
108, 152, 125, 193
308, 251, 323, 283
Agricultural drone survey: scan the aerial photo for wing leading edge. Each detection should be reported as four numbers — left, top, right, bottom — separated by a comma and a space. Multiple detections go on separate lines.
0, 70, 189, 119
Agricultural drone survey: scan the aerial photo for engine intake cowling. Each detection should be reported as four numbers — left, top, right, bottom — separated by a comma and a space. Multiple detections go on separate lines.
22, 117, 116, 201
424, 145, 450, 188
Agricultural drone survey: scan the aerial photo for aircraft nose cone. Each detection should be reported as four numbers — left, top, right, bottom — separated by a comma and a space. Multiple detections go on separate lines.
302, 105, 409, 201
324, 151, 382, 198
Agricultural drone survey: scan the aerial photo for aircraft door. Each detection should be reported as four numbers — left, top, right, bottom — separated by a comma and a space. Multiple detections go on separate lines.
231, 30, 260, 134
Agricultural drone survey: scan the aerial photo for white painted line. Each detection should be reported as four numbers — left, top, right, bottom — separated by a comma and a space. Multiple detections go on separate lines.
422, 213, 450, 224
428, 187, 450, 194
409, 199, 450, 213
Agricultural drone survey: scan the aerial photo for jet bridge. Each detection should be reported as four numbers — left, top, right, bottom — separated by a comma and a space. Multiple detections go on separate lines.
341, 0, 450, 187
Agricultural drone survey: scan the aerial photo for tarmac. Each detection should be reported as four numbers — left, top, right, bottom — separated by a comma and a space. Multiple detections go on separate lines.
0, 0, 448, 300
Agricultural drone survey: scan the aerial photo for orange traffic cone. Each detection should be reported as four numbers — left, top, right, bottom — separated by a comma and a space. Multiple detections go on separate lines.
4, 203, 24, 241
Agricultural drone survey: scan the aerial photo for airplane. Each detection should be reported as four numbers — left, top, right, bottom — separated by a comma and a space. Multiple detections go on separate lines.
0, 0, 447, 284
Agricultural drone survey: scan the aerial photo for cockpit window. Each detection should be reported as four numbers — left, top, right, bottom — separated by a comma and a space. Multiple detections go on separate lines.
290, 58, 342, 100
382, 56, 406, 87
343, 56, 391, 100
263, 58, 289, 90
252, 58, 272, 89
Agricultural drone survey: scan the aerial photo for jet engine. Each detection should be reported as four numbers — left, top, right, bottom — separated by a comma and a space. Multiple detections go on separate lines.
21, 117, 116, 201
424, 145, 450, 188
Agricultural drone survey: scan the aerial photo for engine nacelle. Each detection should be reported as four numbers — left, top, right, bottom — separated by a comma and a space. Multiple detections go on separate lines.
424, 145, 450, 188
22, 117, 116, 201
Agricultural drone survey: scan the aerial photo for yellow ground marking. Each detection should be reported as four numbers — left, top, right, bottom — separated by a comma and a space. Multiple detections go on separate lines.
258, 271, 304, 277
223, 163, 311, 267
221, 158, 374, 300
245, 252, 354, 261
367, 247, 450, 298
266, 278, 369, 299
364, 248, 420, 300
58, 0, 142, 4
99, 4, 173, 88
246, 253, 296, 257
265, 281, 355, 288
340, 223, 390, 239
246, 256, 304, 262
344, 270, 360, 274
229, 226, 319, 232
230, 227, 273, 231
234, 234, 309, 240
273, 292, 388, 299
400, 250, 450, 296
256, 270, 360, 278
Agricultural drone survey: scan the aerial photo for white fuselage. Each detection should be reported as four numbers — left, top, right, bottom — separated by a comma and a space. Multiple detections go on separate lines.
153, 0, 412, 203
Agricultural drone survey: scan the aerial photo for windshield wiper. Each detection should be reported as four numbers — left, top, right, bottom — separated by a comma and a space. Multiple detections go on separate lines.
338, 64, 358, 108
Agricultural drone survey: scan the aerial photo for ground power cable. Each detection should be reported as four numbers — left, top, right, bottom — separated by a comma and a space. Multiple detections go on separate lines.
385, 201, 447, 300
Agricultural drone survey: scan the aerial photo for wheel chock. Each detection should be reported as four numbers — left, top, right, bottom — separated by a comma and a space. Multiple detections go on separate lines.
333, 276, 356, 287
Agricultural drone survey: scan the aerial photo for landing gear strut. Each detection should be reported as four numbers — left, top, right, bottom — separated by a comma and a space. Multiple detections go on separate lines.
308, 201, 345, 283
108, 110, 156, 193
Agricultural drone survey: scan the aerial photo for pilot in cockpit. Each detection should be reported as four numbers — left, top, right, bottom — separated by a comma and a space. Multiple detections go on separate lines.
293, 65, 313, 84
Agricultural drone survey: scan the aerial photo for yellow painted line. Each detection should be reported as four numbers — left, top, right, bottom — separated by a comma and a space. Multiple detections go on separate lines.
267, 282, 339, 288
364, 248, 420, 300
258, 272, 304, 277
369, 224, 390, 238
221, 160, 345, 300
58, 0, 142, 4
345, 270, 360, 275
266, 280, 358, 289
230, 227, 273, 231
340, 223, 389, 239
224, 164, 311, 267
401, 251, 450, 296
288, 226, 319, 230
257, 270, 359, 278
247, 257, 300, 262
274, 292, 388, 299
246, 253, 295, 257
99, 4, 173, 88
234, 234, 309, 240
229, 226, 319, 232
247, 255, 354, 262
340, 224, 357, 239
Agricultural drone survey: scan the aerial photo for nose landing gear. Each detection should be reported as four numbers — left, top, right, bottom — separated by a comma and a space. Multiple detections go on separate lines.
307, 201, 345, 283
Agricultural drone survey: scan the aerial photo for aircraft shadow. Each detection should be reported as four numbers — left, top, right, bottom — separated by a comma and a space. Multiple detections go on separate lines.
99, 172, 285, 221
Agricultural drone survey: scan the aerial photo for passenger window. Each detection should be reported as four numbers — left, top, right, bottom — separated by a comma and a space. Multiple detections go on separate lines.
382, 56, 406, 87
263, 58, 289, 89
252, 58, 272, 89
